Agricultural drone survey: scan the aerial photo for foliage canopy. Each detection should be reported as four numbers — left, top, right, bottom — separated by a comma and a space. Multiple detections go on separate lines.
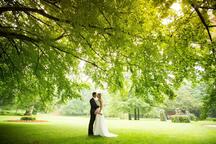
0, 0, 215, 112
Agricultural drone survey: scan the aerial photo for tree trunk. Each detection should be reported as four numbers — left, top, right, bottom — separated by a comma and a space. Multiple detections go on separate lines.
24, 105, 34, 116
134, 108, 137, 120
128, 112, 132, 120
137, 108, 140, 120
16, 106, 18, 114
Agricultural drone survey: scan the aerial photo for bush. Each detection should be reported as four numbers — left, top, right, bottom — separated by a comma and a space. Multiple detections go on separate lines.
171, 115, 190, 123
188, 113, 197, 121
0, 109, 24, 116
20, 116, 36, 121
0, 110, 10, 115
143, 107, 160, 118
206, 118, 216, 121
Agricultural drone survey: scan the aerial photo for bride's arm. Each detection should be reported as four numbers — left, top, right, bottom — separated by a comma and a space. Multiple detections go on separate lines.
99, 99, 103, 113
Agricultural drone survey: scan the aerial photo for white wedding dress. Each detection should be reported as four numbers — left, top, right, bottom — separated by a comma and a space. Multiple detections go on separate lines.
93, 100, 117, 137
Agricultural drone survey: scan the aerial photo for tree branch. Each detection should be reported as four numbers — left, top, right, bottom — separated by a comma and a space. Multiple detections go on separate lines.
0, 31, 39, 42
208, 25, 216, 28
50, 45, 106, 72
198, 6, 216, 10
24, 11, 51, 27
41, 0, 61, 9
1, 47, 16, 72
7, 38, 20, 55
0, 6, 61, 22
79, 33, 109, 63
81, 24, 113, 36
191, 3, 212, 42
54, 32, 66, 41
34, 49, 40, 76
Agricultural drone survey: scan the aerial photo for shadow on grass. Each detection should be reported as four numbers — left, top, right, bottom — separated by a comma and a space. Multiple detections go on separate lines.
0, 123, 118, 144
1, 121, 216, 144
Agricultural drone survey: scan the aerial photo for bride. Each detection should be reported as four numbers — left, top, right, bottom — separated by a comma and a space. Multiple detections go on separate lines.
93, 93, 117, 137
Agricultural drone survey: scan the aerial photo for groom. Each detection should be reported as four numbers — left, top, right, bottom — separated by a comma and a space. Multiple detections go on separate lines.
88, 92, 99, 136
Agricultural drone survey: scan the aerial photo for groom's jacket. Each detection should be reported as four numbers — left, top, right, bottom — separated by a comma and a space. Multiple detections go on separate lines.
90, 98, 99, 115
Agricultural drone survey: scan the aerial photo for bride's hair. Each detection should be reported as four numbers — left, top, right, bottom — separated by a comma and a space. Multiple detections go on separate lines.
97, 93, 102, 99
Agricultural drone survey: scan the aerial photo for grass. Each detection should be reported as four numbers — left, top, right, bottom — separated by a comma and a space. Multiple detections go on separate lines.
0, 115, 216, 144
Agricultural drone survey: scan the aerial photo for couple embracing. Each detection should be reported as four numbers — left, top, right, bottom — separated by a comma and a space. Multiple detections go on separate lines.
88, 92, 117, 137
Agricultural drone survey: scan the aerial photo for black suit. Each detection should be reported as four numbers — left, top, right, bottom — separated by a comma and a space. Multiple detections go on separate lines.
88, 97, 99, 136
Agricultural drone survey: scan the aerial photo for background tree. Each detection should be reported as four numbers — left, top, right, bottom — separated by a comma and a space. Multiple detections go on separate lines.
164, 81, 206, 117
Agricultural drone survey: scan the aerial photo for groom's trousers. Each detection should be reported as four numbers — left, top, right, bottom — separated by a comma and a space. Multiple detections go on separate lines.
88, 113, 96, 135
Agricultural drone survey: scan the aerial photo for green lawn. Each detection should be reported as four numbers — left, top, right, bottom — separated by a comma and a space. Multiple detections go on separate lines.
0, 115, 216, 144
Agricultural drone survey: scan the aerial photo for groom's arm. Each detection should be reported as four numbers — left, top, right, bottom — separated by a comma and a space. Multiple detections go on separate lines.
90, 99, 101, 115
90, 99, 99, 109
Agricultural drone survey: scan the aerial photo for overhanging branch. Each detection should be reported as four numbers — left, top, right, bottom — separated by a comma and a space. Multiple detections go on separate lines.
50, 45, 107, 72
0, 6, 61, 22
198, 6, 216, 10
191, 3, 213, 42
208, 25, 216, 28
79, 33, 109, 63
0, 31, 39, 42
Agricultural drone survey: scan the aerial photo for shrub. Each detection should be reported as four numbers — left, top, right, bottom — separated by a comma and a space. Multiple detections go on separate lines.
171, 115, 190, 123
206, 118, 216, 121
0, 111, 10, 115
0, 110, 24, 116
20, 116, 36, 121
144, 107, 160, 118
188, 114, 197, 121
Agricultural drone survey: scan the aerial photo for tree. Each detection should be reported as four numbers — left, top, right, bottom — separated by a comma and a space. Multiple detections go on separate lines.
0, 0, 215, 115
164, 81, 206, 117
201, 81, 216, 118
